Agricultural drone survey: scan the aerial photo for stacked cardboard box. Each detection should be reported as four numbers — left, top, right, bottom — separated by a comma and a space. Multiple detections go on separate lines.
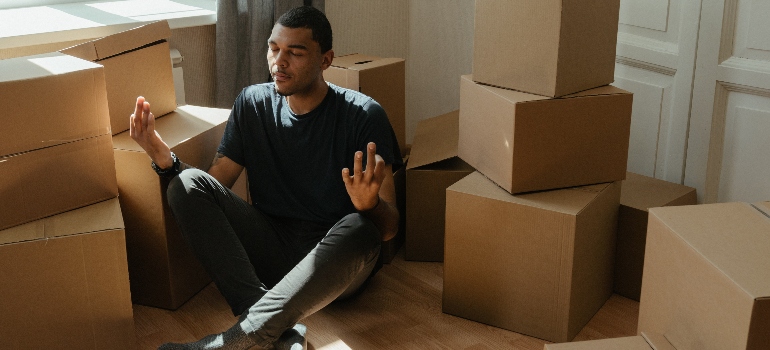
544, 332, 675, 350
324, 53, 407, 155
0, 53, 134, 347
638, 202, 770, 350
442, 0, 629, 343
405, 111, 474, 262
62, 22, 247, 309
614, 172, 697, 301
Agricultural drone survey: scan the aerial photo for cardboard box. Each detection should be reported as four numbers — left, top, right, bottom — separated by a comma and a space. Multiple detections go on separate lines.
443, 172, 620, 342
0, 198, 136, 349
405, 111, 474, 261
473, 0, 620, 97
0, 52, 110, 157
638, 202, 770, 350
112, 104, 230, 309
614, 172, 697, 301
0, 134, 119, 231
458, 75, 632, 194
544, 332, 676, 350
324, 53, 406, 154
62, 20, 176, 135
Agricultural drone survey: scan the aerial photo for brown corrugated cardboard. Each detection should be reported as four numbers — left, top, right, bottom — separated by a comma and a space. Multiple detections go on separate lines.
61, 20, 176, 135
544, 332, 676, 350
112, 104, 230, 309
473, 0, 620, 97
0, 52, 111, 156
638, 202, 770, 350
405, 111, 474, 261
443, 172, 620, 342
615, 172, 697, 301
324, 53, 406, 154
458, 75, 632, 194
0, 198, 136, 349
0, 134, 119, 231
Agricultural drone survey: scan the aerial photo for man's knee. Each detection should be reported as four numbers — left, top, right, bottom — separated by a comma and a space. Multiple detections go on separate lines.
166, 168, 209, 208
333, 213, 381, 253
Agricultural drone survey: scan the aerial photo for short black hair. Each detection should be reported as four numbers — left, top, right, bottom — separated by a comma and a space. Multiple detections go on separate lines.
277, 6, 333, 53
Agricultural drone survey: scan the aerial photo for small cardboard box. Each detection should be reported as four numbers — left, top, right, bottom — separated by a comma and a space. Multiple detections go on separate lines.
473, 0, 620, 97
0, 198, 136, 349
443, 172, 620, 342
0, 134, 119, 231
112, 105, 230, 309
324, 53, 406, 154
544, 332, 676, 350
638, 202, 770, 350
0, 52, 110, 157
405, 111, 474, 261
614, 172, 697, 301
458, 75, 632, 194
62, 20, 176, 135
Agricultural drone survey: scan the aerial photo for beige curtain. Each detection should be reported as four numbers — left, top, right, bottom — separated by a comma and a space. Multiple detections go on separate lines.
215, 0, 325, 108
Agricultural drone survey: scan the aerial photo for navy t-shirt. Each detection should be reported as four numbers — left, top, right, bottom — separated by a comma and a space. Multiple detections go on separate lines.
218, 82, 403, 227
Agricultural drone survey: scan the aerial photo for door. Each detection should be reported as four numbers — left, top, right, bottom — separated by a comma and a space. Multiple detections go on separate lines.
614, 0, 703, 183
685, 0, 770, 203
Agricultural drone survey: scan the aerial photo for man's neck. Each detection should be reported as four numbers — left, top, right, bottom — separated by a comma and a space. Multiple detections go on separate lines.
286, 79, 328, 115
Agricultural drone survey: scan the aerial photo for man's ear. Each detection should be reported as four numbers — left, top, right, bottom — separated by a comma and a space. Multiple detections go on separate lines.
320, 49, 334, 70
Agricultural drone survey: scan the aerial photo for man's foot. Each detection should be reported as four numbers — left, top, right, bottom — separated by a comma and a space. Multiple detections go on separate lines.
273, 323, 307, 350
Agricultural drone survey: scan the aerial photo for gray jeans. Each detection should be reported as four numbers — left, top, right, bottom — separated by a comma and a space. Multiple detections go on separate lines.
166, 169, 381, 346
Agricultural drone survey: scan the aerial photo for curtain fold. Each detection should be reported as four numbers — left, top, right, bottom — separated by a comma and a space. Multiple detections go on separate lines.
216, 0, 325, 108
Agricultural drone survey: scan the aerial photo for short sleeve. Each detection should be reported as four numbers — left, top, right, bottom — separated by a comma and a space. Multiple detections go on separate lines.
217, 91, 246, 166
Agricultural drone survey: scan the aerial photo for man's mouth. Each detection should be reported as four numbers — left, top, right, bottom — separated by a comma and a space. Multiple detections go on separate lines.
273, 71, 290, 82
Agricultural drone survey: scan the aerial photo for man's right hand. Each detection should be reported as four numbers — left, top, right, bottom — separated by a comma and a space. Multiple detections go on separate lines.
130, 96, 173, 169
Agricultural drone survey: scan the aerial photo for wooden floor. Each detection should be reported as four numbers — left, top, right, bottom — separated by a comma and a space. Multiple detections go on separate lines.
133, 249, 639, 350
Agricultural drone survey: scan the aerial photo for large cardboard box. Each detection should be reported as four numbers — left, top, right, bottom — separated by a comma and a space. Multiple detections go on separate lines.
62, 20, 176, 135
544, 332, 676, 350
458, 75, 632, 194
324, 53, 406, 154
443, 172, 620, 342
0, 52, 110, 157
614, 172, 697, 301
0, 134, 119, 231
0, 198, 136, 349
112, 105, 230, 309
405, 111, 474, 261
638, 202, 770, 350
473, 0, 620, 97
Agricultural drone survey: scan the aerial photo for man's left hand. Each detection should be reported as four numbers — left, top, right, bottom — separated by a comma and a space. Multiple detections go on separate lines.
342, 142, 385, 211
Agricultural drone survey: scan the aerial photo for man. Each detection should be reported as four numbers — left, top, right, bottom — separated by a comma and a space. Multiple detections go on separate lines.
130, 6, 402, 350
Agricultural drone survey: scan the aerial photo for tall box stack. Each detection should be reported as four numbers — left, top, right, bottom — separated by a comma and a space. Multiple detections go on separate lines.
638, 202, 770, 350
444, 172, 620, 342
614, 172, 697, 301
324, 53, 406, 155
405, 111, 474, 262
442, 0, 628, 343
61, 20, 177, 135
0, 54, 134, 347
113, 105, 232, 309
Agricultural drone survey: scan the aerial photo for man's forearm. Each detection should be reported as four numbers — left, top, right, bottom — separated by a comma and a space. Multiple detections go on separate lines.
360, 197, 399, 241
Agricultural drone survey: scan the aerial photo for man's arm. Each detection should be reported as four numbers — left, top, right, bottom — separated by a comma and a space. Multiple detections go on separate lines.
131, 97, 243, 187
341, 142, 399, 241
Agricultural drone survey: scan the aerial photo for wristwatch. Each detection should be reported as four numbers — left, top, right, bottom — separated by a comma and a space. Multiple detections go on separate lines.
151, 151, 181, 177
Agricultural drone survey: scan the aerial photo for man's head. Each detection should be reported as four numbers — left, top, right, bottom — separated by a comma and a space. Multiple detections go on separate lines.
267, 6, 334, 97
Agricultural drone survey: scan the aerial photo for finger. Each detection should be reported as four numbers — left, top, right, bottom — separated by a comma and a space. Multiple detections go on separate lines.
364, 142, 376, 181
129, 113, 135, 138
341, 168, 352, 185
353, 151, 363, 180
147, 107, 156, 134
134, 96, 145, 119
141, 101, 151, 132
372, 154, 386, 184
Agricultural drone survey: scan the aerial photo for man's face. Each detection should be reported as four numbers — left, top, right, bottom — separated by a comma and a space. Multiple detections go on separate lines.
267, 24, 329, 97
